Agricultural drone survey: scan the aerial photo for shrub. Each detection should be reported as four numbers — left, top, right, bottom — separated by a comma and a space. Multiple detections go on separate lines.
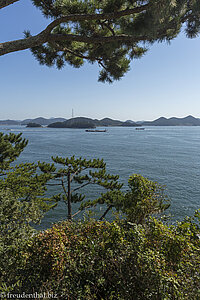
16, 214, 200, 299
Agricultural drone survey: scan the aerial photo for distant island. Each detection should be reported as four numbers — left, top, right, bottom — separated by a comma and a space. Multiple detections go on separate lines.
21, 117, 67, 126
141, 115, 200, 126
26, 123, 42, 128
1, 115, 200, 127
48, 117, 139, 128
0, 117, 67, 126
48, 115, 200, 128
48, 117, 96, 129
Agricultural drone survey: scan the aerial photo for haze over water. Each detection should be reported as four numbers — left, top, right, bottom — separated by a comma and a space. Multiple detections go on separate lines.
3, 125, 200, 228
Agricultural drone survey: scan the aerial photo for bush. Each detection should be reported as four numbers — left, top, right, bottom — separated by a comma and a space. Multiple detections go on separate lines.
15, 215, 200, 299
0, 189, 37, 290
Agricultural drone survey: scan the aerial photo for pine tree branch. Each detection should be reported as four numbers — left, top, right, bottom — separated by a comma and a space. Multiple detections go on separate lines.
72, 181, 93, 193
71, 210, 81, 218
0, 0, 19, 10
0, 2, 193, 57
48, 33, 144, 44
71, 167, 88, 181
71, 205, 90, 218
0, 4, 149, 55
57, 47, 92, 59
44, 4, 150, 33
99, 21, 116, 36
0, 32, 48, 56
51, 43, 107, 70
46, 183, 62, 186
97, 60, 108, 72
99, 205, 113, 220
61, 176, 68, 197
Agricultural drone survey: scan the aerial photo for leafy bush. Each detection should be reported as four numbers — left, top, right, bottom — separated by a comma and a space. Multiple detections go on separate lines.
15, 214, 200, 299
120, 174, 170, 223
0, 132, 57, 291
0, 189, 38, 290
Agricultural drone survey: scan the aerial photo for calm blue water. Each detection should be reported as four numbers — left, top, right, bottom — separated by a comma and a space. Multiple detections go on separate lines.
1, 125, 200, 228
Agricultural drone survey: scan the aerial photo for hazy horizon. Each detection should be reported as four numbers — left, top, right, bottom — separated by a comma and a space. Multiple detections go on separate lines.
1, 114, 200, 123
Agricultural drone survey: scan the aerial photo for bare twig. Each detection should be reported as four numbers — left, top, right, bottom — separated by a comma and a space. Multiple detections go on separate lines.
72, 181, 92, 193
99, 205, 113, 220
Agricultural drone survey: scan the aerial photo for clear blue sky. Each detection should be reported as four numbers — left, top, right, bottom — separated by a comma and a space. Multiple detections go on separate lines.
1, 0, 200, 121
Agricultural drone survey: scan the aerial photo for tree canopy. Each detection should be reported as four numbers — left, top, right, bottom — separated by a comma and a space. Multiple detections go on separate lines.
1, 0, 200, 82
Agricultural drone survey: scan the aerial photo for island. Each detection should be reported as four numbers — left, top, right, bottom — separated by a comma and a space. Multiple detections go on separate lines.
48, 117, 96, 129
26, 123, 42, 128
2, 115, 200, 127
141, 115, 200, 126
48, 117, 140, 128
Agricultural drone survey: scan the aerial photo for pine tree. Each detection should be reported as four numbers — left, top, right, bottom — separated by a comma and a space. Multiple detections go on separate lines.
0, 132, 58, 218
0, 132, 27, 171
0, 1, 200, 82
39, 155, 122, 219
83, 174, 170, 223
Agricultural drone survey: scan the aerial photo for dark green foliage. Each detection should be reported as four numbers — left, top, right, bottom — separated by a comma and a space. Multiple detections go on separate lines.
0, 189, 37, 289
0, 132, 57, 215
16, 214, 200, 299
0, 132, 58, 290
0, 132, 27, 171
83, 174, 170, 223
0, 162, 57, 213
26, 122, 42, 127
0, 132, 58, 214
29, 0, 200, 82
120, 174, 170, 223
39, 156, 122, 219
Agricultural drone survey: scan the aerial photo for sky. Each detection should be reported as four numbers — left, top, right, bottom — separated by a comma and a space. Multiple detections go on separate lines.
0, 0, 200, 121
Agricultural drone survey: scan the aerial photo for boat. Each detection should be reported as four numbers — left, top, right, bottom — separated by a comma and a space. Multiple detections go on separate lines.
135, 127, 145, 130
85, 129, 107, 132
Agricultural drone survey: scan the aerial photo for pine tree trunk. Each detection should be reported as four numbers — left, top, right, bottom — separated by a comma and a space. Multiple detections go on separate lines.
67, 172, 72, 220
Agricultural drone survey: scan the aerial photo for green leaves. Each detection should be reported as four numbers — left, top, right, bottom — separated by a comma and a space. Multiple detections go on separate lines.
122, 174, 170, 223
83, 174, 170, 223
0, 189, 38, 287
15, 215, 200, 299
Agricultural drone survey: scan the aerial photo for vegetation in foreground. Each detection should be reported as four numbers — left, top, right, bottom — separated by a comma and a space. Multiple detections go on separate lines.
0, 132, 199, 299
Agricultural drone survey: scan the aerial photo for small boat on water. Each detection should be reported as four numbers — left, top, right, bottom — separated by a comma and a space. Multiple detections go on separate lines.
85, 129, 107, 132
135, 127, 145, 130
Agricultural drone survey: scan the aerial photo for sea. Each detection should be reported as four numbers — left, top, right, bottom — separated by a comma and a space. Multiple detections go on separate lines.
1, 125, 200, 229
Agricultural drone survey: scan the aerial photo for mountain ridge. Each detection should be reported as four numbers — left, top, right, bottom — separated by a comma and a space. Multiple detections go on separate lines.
141, 115, 200, 126
0, 115, 200, 126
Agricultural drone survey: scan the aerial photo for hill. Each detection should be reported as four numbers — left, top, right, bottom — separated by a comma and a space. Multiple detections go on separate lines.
97, 118, 123, 126
141, 115, 200, 126
26, 123, 42, 128
121, 121, 140, 127
49, 117, 141, 128
21, 117, 67, 126
1, 115, 200, 127
48, 117, 96, 129
0, 120, 20, 125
